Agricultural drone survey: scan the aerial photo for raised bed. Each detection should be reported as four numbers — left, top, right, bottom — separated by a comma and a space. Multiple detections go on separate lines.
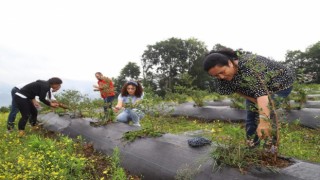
38, 112, 320, 180
204, 100, 320, 109
172, 102, 320, 129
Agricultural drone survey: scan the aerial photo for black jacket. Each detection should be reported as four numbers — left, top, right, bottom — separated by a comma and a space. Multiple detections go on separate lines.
18, 80, 51, 106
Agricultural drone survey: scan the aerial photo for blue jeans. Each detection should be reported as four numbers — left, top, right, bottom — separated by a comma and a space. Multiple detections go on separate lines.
103, 96, 115, 113
116, 108, 144, 124
7, 87, 20, 130
246, 87, 293, 146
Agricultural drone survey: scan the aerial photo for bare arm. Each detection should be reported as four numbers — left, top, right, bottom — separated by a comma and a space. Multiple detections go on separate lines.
237, 93, 271, 139
256, 95, 271, 139
113, 99, 124, 113
237, 92, 257, 103
32, 99, 41, 108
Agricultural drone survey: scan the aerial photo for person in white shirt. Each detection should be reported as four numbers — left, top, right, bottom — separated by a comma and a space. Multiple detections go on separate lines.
6, 83, 37, 131
15, 78, 62, 137
7, 83, 60, 132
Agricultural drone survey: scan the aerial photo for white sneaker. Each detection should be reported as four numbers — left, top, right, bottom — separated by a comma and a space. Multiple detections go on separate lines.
132, 122, 141, 127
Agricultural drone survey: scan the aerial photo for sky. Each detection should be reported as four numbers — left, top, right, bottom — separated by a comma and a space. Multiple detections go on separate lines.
0, 0, 319, 87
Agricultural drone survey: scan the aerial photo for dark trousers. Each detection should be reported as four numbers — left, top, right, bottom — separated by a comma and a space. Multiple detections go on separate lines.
7, 87, 20, 129
245, 87, 293, 146
103, 96, 115, 113
15, 95, 38, 130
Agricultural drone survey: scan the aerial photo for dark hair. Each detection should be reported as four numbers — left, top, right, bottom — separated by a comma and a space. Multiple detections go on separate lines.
120, 80, 143, 97
95, 72, 103, 76
203, 49, 239, 71
48, 77, 63, 85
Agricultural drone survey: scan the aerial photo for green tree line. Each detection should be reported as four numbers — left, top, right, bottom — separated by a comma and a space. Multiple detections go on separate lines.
1, 38, 319, 110
113, 38, 319, 98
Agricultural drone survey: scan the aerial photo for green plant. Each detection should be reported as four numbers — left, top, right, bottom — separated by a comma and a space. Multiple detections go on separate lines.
90, 108, 115, 127
165, 91, 188, 104
124, 87, 169, 141
54, 89, 116, 125
211, 92, 226, 101
288, 68, 311, 109
175, 164, 202, 180
230, 94, 245, 109
210, 124, 255, 171
55, 89, 83, 115
122, 126, 164, 142
0, 113, 140, 179
79, 96, 97, 118
0, 128, 89, 179
110, 147, 127, 180
186, 89, 208, 107
240, 54, 284, 161
0, 106, 10, 113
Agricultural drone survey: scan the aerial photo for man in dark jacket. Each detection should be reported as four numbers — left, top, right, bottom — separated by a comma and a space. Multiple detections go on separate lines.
15, 77, 63, 137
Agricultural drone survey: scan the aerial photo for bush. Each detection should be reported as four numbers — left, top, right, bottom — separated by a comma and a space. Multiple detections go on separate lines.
0, 106, 9, 113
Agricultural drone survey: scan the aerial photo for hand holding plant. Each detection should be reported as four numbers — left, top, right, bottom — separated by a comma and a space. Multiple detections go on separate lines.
50, 101, 60, 108
257, 119, 271, 139
113, 106, 123, 113
93, 85, 99, 91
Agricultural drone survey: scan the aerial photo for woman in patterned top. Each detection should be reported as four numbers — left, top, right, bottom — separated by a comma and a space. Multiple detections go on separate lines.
203, 49, 295, 146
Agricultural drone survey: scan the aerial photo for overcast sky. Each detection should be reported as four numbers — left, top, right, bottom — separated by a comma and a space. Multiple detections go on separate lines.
0, 0, 319, 86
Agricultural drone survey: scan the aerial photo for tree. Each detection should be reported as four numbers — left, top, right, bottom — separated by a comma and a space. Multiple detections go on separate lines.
304, 41, 320, 83
284, 50, 305, 70
114, 62, 141, 94
120, 62, 141, 80
185, 38, 209, 90
284, 41, 320, 83
142, 37, 208, 96
211, 43, 231, 51
0, 106, 9, 113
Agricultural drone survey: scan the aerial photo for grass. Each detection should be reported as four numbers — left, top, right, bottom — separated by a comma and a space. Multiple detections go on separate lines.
0, 113, 140, 180
140, 115, 320, 163
2, 100, 319, 177
1, 84, 319, 177
279, 122, 320, 162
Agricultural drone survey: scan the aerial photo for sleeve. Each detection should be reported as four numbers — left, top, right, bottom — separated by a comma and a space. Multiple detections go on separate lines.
39, 89, 51, 106
118, 94, 124, 102
39, 95, 51, 106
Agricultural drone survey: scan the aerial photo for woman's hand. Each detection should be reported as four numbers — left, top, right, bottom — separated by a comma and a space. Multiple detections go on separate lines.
93, 85, 100, 91
50, 101, 60, 108
32, 99, 41, 108
113, 106, 123, 113
256, 119, 271, 139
